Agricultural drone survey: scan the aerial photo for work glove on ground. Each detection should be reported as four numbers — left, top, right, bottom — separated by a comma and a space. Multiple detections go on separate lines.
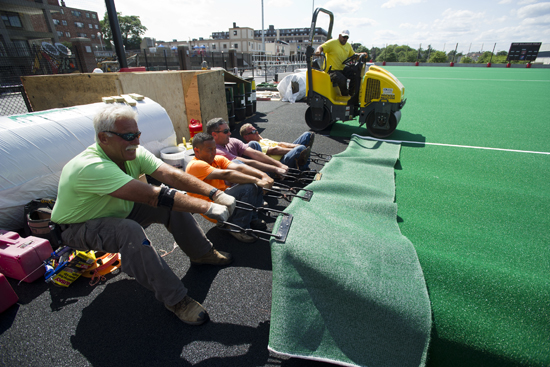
213, 192, 236, 216
205, 202, 230, 223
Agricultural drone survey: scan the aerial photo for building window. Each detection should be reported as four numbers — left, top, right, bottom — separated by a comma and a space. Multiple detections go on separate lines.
92, 13, 96, 19
75, 22, 84, 28
234, 44, 238, 49
212, 44, 216, 50
91, 34, 95, 39
86, 13, 90, 18
65, 32, 70, 37
95, 24, 99, 29
57, 31, 64, 36
71, 10, 81, 17
13, 40, 30, 56
53, 19, 60, 25
223, 44, 227, 49
233, 31, 237, 36
1, 12, 23, 28
62, 20, 67, 26
88, 24, 93, 29
60, 8, 64, 14
77, 33, 87, 37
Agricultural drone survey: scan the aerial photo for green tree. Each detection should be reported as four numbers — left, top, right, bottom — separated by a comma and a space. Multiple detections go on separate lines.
351, 43, 368, 53
477, 51, 494, 63
460, 56, 473, 63
100, 12, 147, 50
429, 51, 448, 63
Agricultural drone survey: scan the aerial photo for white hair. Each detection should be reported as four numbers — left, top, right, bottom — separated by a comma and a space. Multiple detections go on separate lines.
93, 104, 138, 141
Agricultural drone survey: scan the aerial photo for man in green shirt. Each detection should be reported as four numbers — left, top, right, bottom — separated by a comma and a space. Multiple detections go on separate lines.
51, 104, 236, 326
315, 29, 368, 96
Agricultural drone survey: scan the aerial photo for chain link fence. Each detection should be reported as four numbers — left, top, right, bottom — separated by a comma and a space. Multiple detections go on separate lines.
1, 43, 79, 116
0, 85, 32, 116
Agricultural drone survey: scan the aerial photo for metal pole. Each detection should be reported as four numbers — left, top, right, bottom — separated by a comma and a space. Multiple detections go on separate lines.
261, 0, 265, 54
143, 49, 148, 70
489, 43, 496, 64
163, 48, 168, 70
104, 0, 127, 69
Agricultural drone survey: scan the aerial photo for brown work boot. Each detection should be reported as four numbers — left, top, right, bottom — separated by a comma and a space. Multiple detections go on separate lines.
190, 247, 233, 265
296, 146, 312, 167
165, 295, 208, 325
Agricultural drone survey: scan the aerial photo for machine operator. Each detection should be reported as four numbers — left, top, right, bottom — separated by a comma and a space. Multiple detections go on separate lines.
315, 29, 368, 96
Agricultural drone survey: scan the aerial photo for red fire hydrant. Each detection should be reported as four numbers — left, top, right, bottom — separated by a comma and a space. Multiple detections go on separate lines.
189, 119, 202, 138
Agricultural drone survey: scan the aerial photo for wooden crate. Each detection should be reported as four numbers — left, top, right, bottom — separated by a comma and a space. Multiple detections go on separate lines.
21, 70, 228, 141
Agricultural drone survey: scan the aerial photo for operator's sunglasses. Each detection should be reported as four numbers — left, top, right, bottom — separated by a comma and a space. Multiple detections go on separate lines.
244, 129, 258, 135
341, 36, 349, 39
105, 131, 142, 141
215, 128, 230, 134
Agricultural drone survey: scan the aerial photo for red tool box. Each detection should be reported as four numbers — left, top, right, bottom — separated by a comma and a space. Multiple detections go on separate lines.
0, 230, 53, 283
0, 273, 18, 313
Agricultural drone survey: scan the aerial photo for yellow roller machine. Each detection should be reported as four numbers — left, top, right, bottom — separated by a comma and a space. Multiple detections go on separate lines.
305, 8, 407, 138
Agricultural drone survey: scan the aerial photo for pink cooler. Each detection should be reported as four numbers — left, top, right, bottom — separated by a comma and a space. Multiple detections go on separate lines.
0, 273, 18, 313
0, 230, 53, 283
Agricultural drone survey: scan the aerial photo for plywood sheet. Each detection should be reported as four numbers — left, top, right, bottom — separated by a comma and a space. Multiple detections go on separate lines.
21, 73, 121, 111
197, 70, 228, 125
117, 71, 188, 142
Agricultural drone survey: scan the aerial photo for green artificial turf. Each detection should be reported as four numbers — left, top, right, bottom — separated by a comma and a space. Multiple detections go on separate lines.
269, 136, 432, 367
329, 67, 550, 366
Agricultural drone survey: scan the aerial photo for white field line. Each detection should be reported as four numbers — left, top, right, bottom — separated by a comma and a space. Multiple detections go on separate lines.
398, 77, 550, 82
361, 136, 550, 155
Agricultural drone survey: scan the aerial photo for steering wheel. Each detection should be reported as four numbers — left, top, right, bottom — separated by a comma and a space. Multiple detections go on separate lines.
312, 52, 327, 72
342, 54, 361, 66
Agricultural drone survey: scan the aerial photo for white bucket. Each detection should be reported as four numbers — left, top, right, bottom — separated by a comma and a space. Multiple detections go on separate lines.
160, 146, 186, 169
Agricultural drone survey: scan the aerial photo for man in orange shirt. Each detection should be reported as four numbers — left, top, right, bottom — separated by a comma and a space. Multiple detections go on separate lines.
186, 133, 273, 243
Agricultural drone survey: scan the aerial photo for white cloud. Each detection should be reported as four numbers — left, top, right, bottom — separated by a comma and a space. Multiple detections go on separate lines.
381, 0, 423, 9
517, 2, 550, 18
498, 0, 512, 3
429, 8, 485, 36
521, 14, 550, 24
320, 0, 362, 13
338, 16, 379, 28
266, 0, 294, 7
399, 22, 429, 29
373, 29, 403, 44
518, 0, 539, 5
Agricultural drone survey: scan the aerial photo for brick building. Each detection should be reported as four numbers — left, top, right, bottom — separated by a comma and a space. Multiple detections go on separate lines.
0, 0, 101, 55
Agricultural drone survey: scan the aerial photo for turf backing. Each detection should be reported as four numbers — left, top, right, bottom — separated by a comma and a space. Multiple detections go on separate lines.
269, 135, 432, 367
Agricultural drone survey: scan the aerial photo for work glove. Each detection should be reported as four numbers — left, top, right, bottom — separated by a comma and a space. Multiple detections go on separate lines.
213, 192, 236, 216
204, 202, 230, 223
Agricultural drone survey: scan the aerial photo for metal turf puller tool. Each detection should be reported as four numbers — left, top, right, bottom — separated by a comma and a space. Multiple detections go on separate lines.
310, 151, 332, 164
218, 200, 293, 243
263, 182, 314, 202
277, 167, 320, 184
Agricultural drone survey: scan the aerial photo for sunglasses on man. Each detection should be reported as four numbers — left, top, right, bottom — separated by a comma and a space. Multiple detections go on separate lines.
214, 128, 231, 134
244, 129, 258, 136
104, 131, 142, 141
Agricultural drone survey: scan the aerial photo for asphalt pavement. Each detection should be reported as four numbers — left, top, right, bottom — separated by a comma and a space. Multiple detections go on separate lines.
0, 100, 351, 367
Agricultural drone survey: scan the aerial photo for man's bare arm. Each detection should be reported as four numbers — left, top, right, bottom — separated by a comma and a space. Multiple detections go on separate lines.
150, 163, 215, 197
109, 179, 210, 214
244, 147, 288, 170
237, 156, 286, 176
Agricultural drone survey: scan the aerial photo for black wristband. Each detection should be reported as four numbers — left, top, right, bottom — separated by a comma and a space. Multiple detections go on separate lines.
158, 185, 176, 210
208, 188, 219, 200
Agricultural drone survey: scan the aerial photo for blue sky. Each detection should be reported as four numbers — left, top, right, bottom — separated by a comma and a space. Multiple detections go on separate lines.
68, 0, 549, 53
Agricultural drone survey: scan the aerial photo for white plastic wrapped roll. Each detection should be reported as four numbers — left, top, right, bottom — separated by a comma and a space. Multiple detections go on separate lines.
0, 97, 177, 230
